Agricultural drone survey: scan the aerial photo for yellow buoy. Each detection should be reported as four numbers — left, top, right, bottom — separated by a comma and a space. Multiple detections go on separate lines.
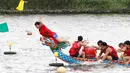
54, 52, 58, 57
8, 42, 12, 47
16, 0, 25, 11
57, 66, 66, 73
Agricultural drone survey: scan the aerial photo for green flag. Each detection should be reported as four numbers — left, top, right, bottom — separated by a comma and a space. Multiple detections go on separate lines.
0, 22, 9, 32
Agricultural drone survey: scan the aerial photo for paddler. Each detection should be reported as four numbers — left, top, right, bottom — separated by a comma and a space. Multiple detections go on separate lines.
117, 42, 125, 59
93, 40, 103, 50
69, 36, 88, 59
118, 40, 130, 67
97, 42, 119, 63
35, 18, 70, 45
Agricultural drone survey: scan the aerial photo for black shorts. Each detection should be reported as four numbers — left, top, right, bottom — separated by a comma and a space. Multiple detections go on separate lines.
112, 56, 118, 60
71, 52, 79, 57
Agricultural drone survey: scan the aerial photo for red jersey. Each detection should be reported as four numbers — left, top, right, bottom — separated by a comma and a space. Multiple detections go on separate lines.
39, 24, 55, 38
69, 41, 81, 56
103, 45, 118, 58
124, 48, 130, 56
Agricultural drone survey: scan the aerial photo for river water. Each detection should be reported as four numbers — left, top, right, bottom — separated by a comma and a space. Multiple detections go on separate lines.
0, 14, 130, 73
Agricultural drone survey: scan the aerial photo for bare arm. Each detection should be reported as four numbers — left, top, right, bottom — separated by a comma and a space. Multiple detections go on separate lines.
39, 21, 44, 25
128, 58, 130, 63
102, 48, 110, 61
98, 50, 103, 57
93, 46, 101, 50
40, 36, 46, 44
117, 48, 122, 52
96, 50, 104, 60
39, 17, 44, 25
79, 42, 88, 47
118, 47, 126, 52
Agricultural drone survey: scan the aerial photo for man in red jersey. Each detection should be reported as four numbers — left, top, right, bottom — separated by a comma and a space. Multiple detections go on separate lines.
69, 36, 87, 58
35, 21, 70, 45
118, 40, 130, 67
98, 42, 118, 62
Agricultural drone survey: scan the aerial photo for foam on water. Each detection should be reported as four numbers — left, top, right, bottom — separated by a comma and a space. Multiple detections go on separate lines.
0, 14, 130, 73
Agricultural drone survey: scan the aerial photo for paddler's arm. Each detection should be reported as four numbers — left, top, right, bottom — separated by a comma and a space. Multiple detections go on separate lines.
40, 36, 46, 44
117, 48, 122, 52
79, 41, 88, 47
127, 58, 130, 64
39, 21, 44, 25
93, 46, 101, 50
97, 50, 103, 60
117, 47, 126, 52
99, 51, 103, 57
102, 49, 110, 61
39, 17, 44, 25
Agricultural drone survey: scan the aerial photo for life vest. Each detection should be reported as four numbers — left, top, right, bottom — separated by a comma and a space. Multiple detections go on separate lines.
69, 41, 81, 56
83, 47, 96, 59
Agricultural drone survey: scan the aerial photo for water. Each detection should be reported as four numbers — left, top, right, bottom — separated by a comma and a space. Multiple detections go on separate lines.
0, 14, 130, 73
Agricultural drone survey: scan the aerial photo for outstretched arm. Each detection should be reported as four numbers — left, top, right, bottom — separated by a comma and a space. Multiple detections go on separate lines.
39, 17, 44, 25
102, 49, 110, 61
40, 36, 46, 44
93, 46, 101, 50
79, 41, 88, 47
